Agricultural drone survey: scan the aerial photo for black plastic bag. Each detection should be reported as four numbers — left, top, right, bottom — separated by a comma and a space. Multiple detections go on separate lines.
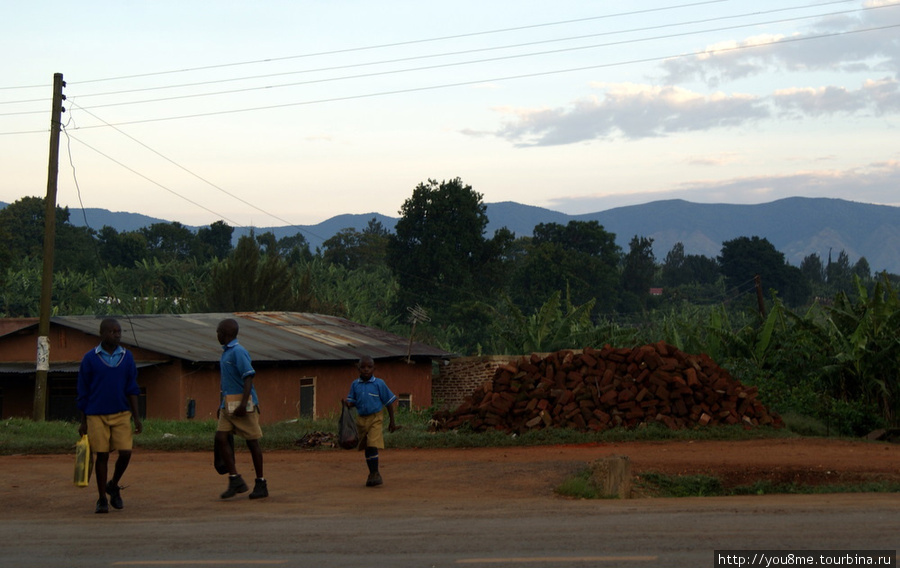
214, 433, 235, 475
338, 405, 359, 450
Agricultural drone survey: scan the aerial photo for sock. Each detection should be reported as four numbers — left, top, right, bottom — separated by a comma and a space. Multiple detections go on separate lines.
365, 448, 379, 473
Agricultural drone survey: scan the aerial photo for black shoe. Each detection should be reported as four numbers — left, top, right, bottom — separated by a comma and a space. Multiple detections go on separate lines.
95, 498, 109, 514
220, 474, 248, 499
249, 478, 268, 499
106, 481, 124, 510
366, 471, 383, 487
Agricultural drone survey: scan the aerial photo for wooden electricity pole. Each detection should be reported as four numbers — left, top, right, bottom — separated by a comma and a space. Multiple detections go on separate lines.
33, 73, 65, 421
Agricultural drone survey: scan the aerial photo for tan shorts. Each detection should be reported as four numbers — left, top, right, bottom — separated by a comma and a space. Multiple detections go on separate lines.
217, 407, 263, 441
87, 411, 134, 453
356, 411, 384, 450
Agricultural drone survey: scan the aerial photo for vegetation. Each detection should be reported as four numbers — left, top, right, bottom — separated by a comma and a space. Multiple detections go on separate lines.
3, 177, 900, 434
1, 409, 799, 456
556, 468, 900, 499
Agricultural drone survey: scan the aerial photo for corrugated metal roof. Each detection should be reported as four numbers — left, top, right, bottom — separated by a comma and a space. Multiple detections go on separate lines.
52, 312, 452, 364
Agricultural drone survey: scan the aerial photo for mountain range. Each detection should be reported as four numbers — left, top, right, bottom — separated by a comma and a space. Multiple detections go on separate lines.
3, 197, 899, 274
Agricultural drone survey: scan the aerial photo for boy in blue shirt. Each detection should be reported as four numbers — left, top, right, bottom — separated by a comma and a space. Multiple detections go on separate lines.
343, 355, 397, 486
215, 318, 267, 500
77, 318, 142, 514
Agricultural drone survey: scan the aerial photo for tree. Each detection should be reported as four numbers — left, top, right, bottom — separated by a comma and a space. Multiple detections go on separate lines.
661, 242, 688, 287
387, 178, 497, 312
141, 222, 199, 261
509, 220, 621, 313
0, 196, 99, 272
322, 218, 388, 270
97, 226, 149, 268
203, 235, 301, 311
621, 235, 656, 295
276, 232, 313, 264
800, 253, 825, 285
826, 249, 852, 293
719, 236, 809, 307
197, 220, 233, 260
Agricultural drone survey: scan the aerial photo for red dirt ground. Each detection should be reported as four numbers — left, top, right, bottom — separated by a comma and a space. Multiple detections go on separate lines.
2, 437, 899, 520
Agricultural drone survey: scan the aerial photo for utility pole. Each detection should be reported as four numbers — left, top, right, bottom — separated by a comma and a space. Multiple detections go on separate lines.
33, 73, 65, 421
754, 274, 766, 319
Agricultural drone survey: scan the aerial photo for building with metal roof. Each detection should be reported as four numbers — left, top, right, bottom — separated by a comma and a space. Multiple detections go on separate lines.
0, 313, 452, 423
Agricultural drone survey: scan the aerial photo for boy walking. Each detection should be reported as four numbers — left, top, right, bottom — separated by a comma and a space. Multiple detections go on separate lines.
76, 318, 143, 514
343, 355, 397, 487
215, 318, 268, 500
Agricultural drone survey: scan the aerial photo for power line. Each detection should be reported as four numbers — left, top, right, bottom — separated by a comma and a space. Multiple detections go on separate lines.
67, 3, 878, 113
66, 102, 329, 242
61, 0, 858, 102
64, 0, 741, 87
56, 23, 900, 130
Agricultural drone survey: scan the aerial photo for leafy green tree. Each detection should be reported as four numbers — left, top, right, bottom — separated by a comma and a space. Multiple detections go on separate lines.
276, 232, 313, 265
323, 218, 389, 270
719, 236, 810, 307
97, 226, 149, 268
826, 249, 852, 293
387, 178, 500, 313
203, 235, 301, 311
490, 290, 595, 354
141, 222, 199, 261
197, 220, 233, 260
509, 220, 621, 313
0, 196, 99, 272
621, 235, 656, 301
853, 257, 871, 281
661, 242, 688, 287
800, 253, 825, 285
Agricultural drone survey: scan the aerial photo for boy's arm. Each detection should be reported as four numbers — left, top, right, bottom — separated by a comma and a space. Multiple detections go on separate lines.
128, 394, 143, 434
386, 401, 397, 432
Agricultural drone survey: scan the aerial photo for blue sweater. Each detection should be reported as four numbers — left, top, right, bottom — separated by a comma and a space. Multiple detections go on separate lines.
76, 348, 140, 415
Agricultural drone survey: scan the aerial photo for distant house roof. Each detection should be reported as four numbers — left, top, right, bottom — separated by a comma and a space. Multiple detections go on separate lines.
40, 313, 452, 364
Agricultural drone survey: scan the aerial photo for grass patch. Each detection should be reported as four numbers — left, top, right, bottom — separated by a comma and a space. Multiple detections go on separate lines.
555, 469, 602, 499
0, 409, 806, 456
576, 471, 900, 498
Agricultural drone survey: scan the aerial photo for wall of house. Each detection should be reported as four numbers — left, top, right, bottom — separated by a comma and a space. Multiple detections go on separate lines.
0, 323, 436, 424
433, 355, 515, 411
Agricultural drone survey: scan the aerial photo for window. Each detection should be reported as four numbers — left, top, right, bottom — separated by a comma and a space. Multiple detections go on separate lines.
397, 393, 412, 410
299, 377, 316, 418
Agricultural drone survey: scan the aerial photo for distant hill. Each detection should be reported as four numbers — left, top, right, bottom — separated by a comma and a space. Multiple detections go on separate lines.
3, 197, 899, 273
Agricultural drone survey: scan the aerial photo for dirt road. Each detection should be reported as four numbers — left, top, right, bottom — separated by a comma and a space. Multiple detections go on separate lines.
2, 437, 898, 519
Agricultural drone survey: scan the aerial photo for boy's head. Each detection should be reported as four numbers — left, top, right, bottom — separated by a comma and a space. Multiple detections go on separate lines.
216, 318, 239, 346
357, 355, 375, 380
99, 318, 122, 351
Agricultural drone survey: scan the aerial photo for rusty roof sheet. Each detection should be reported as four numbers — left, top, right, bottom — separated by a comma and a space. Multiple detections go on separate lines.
52, 312, 451, 363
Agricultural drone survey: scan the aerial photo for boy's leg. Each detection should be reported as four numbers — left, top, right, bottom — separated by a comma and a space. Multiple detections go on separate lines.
94, 452, 110, 512
246, 439, 268, 499
215, 430, 237, 476
247, 439, 264, 479
365, 447, 382, 486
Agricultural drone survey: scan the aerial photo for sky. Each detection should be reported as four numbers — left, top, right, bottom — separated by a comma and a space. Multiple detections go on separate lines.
2, 0, 900, 231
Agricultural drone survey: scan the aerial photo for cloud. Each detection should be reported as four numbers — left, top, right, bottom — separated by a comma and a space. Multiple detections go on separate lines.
488, 84, 768, 146
772, 77, 900, 116
661, 2, 900, 86
546, 160, 900, 213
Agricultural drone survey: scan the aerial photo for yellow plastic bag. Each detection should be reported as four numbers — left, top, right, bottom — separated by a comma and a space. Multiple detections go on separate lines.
73, 434, 91, 487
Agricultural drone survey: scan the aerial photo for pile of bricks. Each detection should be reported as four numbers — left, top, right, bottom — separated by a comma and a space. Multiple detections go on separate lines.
430, 342, 782, 433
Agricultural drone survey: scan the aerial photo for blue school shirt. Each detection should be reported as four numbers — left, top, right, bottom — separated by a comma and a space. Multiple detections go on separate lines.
219, 339, 257, 408
346, 376, 396, 417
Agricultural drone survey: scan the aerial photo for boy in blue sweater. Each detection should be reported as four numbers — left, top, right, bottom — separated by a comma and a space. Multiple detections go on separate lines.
77, 318, 142, 514
343, 355, 397, 487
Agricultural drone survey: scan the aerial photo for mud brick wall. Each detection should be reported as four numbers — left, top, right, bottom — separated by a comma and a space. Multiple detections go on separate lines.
434, 355, 514, 411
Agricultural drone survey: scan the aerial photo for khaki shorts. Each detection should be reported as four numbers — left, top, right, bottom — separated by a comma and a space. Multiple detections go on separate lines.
87, 411, 134, 453
217, 407, 263, 441
356, 411, 384, 450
